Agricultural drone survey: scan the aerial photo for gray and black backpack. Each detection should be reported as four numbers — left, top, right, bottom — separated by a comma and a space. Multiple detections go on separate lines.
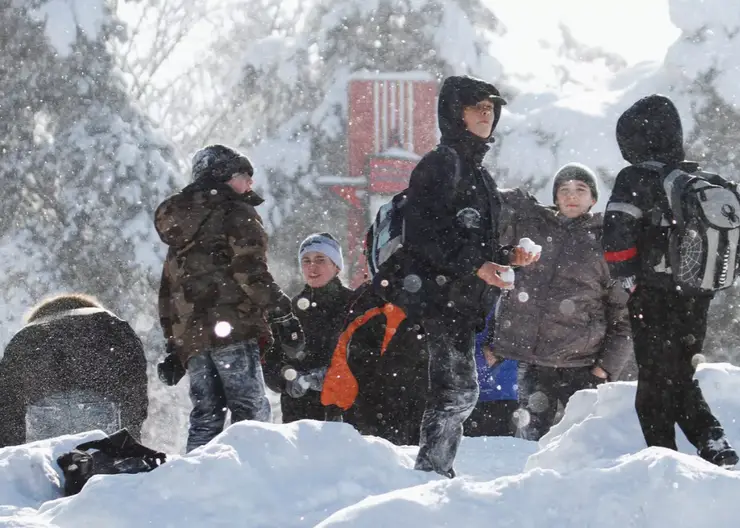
642, 161, 740, 295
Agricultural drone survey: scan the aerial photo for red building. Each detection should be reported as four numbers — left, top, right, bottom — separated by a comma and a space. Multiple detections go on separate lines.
319, 72, 438, 287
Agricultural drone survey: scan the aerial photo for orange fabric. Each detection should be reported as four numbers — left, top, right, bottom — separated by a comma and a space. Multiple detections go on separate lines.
321, 304, 407, 410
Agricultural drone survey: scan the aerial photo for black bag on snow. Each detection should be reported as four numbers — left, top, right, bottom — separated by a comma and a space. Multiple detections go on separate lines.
365, 146, 462, 319
641, 161, 740, 295
56, 428, 166, 496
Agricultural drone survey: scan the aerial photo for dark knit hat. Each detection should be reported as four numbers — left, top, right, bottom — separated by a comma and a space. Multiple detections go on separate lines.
552, 162, 599, 203
191, 144, 253, 183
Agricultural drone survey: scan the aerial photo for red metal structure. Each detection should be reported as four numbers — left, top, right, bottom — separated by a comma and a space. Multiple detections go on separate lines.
319, 72, 438, 287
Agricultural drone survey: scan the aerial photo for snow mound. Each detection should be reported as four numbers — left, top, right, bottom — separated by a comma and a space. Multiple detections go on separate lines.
319, 448, 740, 527
319, 364, 740, 527
528, 362, 740, 473
2, 364, 740, 526
39, 421, 434, 528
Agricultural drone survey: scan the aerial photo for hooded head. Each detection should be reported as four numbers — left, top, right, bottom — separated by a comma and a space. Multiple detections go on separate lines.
437, 75, 507, 143
191, 144, 254, 183
616, 94, 685, 165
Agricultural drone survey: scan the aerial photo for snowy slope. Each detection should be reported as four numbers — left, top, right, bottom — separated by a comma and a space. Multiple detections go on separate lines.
1, 363, 739, 527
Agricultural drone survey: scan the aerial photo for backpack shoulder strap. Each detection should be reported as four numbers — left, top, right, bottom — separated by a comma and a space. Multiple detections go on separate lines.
637, 161, 667, 172
635, 161, 675, 227
436, 145, 462, 188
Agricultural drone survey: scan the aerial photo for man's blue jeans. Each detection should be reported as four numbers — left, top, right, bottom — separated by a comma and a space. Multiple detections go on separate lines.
186, 341, 271, 452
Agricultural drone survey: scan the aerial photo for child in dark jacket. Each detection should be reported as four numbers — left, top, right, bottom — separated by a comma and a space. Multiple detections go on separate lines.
264, 233, 354, 423
603, 94, 737, 467
464, 306, 518, 437
491, 163, 633, 440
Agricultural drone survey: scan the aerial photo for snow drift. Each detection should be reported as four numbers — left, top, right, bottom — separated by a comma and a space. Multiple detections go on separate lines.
1, 363, 739, 527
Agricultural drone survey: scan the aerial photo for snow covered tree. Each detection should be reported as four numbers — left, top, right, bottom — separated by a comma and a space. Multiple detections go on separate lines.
0, 0, 184, 450
203, 0, 504, 283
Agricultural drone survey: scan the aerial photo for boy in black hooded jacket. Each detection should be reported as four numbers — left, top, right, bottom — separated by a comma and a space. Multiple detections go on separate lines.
401, 75, 537, 477
603, 94, 737, 467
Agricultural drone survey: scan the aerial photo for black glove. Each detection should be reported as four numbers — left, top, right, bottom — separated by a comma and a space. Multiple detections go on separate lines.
157, 345, 186, 386
270, 313, 306, 361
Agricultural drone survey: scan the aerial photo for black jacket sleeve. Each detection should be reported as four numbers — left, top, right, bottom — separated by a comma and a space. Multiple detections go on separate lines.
158, 262, 174, 342
598, 281, 633, 378
404, 150, 489, 277
603, 166, 655, 279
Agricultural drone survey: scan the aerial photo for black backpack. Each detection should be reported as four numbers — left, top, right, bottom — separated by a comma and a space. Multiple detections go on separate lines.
364, 146, 461, 319
56, 429, 166, 496
641, 161, 740, 295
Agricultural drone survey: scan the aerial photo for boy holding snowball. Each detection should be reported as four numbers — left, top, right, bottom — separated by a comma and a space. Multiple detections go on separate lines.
486, 163, 633, 440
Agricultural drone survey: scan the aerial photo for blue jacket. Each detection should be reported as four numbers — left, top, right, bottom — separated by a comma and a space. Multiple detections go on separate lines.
475, 308, 518, 402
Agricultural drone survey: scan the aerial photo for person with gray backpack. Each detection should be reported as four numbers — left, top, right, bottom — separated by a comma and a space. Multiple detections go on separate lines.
603, 94, 739, 467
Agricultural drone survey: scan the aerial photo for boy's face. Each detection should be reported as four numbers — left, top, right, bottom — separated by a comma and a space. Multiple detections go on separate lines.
555, 180, 596, 218
301, 251, 339, 288
462, 100, 495, 139
227, 172, 253, 194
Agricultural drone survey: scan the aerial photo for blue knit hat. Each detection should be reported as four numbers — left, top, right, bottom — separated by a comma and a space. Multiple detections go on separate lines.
298, 233, 344, 271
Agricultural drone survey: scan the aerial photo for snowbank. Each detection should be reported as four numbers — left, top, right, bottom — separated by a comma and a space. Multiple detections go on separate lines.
2, 364, 740, 526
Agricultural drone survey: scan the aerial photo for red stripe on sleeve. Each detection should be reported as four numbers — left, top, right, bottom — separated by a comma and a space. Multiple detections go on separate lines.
604, 247, 638, 263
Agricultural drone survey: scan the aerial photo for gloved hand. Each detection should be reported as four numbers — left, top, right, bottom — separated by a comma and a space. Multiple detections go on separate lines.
269, 313, 306, 361
157, 344, 186, 386
282, 366, 327, 397
285, 376, 311, 398
302, 367, 328, 391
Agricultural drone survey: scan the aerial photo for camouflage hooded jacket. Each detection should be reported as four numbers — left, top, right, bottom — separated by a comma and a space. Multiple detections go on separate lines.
155, 179, 292, 365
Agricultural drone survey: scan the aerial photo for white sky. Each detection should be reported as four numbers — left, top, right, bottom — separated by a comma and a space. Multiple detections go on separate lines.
492, 0, 680, 65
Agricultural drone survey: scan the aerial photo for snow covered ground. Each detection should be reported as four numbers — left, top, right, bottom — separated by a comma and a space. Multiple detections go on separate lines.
1, 363, 739, 527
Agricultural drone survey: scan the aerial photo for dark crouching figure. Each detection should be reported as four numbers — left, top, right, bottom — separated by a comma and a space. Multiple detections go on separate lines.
603, 94, 738, 467
0, 294, 149, 447
322, 283, 428, 445
156, 144, 304, 452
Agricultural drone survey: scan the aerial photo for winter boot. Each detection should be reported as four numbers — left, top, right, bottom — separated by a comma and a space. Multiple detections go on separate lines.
697, 427, 739, 468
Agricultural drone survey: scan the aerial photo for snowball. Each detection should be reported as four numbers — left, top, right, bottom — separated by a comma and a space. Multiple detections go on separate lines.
499, 268, 516, 285
519, 237, 542, 255
283, 368, 298, 381
518, 291, 530, 303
